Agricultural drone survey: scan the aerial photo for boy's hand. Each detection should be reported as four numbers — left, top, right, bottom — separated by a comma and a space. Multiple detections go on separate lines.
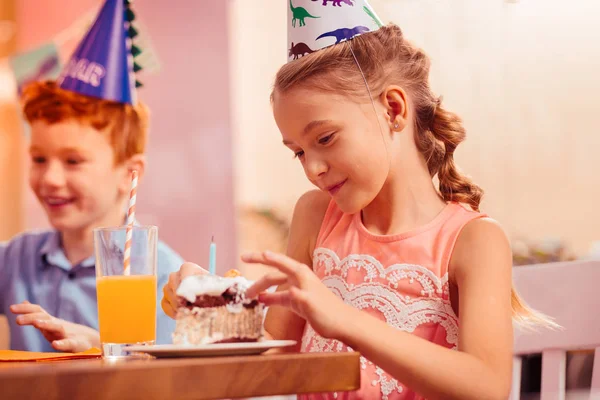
161, 262, 209, 318
10, 301, 100, 352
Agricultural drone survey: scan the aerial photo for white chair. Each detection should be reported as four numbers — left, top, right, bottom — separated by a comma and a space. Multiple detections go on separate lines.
510, 261, 600, 400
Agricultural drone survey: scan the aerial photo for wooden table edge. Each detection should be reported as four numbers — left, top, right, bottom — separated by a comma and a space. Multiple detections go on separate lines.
0, 351, 362, 400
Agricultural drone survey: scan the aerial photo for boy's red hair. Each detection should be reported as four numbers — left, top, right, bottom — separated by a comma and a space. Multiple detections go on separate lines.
21, 81, 149, 164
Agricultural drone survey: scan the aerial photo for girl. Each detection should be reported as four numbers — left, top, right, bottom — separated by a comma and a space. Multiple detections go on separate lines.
164, 8, 551, 399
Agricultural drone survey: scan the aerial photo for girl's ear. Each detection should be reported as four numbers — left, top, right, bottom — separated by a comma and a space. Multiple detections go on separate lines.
381, 85, 409, 132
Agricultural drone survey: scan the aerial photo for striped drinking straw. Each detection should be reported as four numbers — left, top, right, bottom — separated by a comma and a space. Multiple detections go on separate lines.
123, 170, 138, 276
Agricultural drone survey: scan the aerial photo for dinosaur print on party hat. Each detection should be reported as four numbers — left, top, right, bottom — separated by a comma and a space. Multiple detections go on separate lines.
289, 42, 316, 60
290, 0, 320, 28
287, 0, 383, 63
317, 0, 354, 6
316, 26, 370, 44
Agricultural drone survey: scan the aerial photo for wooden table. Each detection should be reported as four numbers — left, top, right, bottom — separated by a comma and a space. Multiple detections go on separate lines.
0, 352, 361, 400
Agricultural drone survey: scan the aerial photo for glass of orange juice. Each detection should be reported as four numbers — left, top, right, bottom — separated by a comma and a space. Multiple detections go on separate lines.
93, 225, 158, 359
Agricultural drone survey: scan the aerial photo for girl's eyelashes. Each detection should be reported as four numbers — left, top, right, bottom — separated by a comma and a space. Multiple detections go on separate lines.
291, 131, 337, 159
318, 132, 336, 145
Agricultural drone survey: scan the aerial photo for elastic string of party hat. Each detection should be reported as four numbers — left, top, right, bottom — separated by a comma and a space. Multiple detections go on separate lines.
346, 40, 392, 170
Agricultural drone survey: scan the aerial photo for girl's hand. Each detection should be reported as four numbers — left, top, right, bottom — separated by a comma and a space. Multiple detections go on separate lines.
10, 301, 99, 352
243, 251, 355, 340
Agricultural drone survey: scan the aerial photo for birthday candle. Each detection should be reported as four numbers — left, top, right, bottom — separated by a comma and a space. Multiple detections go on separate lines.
209, 236, 216, 275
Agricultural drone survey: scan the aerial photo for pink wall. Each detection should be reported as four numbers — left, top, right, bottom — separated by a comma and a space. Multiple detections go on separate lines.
17, 0, 237, 272
17, 1, 100, 51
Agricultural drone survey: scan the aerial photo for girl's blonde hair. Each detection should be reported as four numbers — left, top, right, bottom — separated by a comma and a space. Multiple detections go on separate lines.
273, 24, 556, 328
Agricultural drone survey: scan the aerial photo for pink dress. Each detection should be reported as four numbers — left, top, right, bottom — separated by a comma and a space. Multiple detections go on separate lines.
300, 201, 485, 399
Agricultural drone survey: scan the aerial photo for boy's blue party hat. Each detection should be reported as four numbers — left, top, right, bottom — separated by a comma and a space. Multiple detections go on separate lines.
57, 0, 144, 104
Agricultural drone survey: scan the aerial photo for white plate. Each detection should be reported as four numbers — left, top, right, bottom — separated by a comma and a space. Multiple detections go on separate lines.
125, 340, 297, 358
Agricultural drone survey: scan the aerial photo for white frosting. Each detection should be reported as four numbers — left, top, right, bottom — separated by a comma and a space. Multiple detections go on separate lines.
176, 274, 253, 303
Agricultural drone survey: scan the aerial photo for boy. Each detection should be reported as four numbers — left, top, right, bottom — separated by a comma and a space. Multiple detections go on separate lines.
0, 0, 182, 352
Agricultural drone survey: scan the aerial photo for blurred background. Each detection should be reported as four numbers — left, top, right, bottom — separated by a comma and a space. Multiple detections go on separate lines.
0, 0, 599, 347
230, 0, 600, 269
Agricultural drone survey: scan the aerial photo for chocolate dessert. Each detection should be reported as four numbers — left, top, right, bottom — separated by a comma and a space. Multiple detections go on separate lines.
172, 270, 264, 345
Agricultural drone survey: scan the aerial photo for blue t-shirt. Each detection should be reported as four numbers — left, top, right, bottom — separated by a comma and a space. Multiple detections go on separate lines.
0, 230, 183, 351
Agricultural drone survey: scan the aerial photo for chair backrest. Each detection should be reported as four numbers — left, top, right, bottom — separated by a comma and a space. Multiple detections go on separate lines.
510, 260, 600, 400
513, 260, 600, 354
